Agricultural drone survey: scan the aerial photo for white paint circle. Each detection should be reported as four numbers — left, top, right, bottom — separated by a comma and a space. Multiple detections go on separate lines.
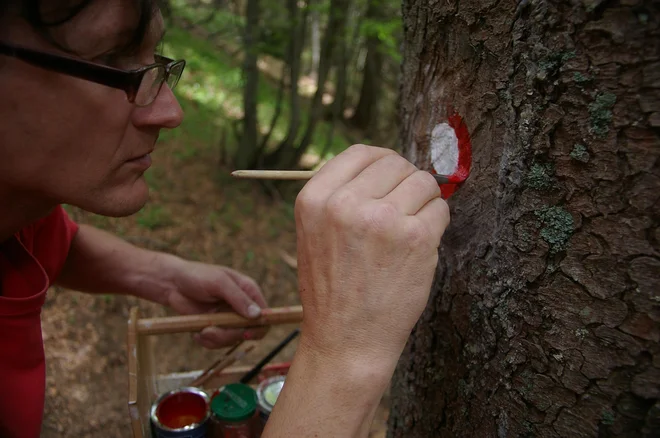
430, 123, 459, 175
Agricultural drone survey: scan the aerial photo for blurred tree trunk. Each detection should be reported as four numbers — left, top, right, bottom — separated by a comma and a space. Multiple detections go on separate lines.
236, 0, 260, 169
389, 1, 660, 437
335, 0, 363, 119
274, 0, 308, 157
310, 0, 321, 82
267, 0, 350, 168
350, 0, 384, 140
287, 0, 350, 167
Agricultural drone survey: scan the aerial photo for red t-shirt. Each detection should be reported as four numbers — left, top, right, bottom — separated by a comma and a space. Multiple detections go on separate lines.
0, 206, 78, 438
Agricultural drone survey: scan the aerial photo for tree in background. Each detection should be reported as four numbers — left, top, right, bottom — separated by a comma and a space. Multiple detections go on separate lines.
236, 0, 260, 170
388, 1, 659, 437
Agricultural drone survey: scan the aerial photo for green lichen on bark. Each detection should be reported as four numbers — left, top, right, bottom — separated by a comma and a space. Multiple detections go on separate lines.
535, 206, 574, 253
570, 144, 590, 162
589, 92, 617, 137
573, 72, 592, 84
601, 409, 616, 425
526, 163, 555, 190
539, 50, 576, 75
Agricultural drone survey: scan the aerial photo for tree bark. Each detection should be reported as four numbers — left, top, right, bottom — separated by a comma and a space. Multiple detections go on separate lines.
389, 1, 660, 437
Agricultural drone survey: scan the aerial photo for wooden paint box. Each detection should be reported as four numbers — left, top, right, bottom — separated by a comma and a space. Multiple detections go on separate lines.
126, 305, 303, 438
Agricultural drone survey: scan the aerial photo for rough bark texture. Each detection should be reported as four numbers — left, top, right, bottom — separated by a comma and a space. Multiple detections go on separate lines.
389, 1, 660, 437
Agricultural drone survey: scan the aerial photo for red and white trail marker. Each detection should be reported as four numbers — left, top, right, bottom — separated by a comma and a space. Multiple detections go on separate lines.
429, 111, 472, 199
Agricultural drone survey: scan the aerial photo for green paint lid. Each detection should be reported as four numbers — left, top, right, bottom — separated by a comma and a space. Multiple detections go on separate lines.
211, 383, 257, 422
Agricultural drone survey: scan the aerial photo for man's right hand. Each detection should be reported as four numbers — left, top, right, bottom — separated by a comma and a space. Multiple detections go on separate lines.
294, 144, 450, 370
263, 145, 451, 438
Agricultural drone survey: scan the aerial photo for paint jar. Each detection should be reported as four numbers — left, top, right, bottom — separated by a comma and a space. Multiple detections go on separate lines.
150, 387, 211, 438
256, 376, 285, 427
209, 383, 261, 438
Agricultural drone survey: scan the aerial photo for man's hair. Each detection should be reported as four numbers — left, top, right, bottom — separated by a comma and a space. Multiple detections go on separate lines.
0, 0, 161, 54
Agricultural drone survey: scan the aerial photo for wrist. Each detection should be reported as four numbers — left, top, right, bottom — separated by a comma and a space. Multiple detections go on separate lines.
296, 333, 399, 385
264, 335, 395, 437
128, 249, 185, 306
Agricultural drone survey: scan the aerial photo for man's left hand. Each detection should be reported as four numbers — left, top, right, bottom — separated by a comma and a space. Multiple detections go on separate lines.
166, 260, 269, 349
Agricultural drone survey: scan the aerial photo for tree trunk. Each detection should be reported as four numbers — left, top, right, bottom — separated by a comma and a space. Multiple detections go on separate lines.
310, 0, 321, 82
236, 0, 260, 170
281, 0, 350, 168
350, 0, 384, 139
389, 1, 660, 438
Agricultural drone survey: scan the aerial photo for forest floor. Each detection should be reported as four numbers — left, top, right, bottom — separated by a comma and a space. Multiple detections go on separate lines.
40, 138, 390, 437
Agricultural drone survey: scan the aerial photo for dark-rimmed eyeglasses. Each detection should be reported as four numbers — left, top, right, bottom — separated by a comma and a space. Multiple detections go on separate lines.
0, 42, 186, 107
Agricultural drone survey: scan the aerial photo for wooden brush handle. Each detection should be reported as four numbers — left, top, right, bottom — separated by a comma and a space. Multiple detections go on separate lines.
136, 306, 303, 335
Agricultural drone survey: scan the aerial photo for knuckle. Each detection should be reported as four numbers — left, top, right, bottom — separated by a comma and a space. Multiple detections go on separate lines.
295, 187, 324, 218
381, 153, 415, 171
413, 170, 441, 195
346, 143, 395, 159
404, 220, 433, 249
364, 202, 399, 234
326, 189, 359, 225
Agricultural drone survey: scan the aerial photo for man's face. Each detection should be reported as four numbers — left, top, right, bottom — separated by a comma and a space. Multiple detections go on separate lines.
0, 0, 183, 217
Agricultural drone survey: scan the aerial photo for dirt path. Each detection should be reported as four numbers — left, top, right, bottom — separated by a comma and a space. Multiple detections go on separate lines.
40, 139, 389, 437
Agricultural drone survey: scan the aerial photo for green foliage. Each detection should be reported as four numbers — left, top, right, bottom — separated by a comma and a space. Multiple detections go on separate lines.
589, 92, 617, 137
570, 144, 590, 162
136, 205, 172, 230
361, 17, 403, 63
160, 23, 349, 160
526, 162, 555, 191
535, 206, 574, 254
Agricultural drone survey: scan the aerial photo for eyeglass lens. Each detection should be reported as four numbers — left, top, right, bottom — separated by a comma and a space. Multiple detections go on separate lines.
134, 62, 184, 106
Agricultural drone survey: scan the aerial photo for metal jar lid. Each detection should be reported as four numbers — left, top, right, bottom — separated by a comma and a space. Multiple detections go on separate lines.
256, 376, 286, 414
150, 387, 211, 432
211, 383, 258, 423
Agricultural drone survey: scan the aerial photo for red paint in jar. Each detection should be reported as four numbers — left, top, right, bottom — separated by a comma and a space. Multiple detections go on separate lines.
150, 387, 211, 438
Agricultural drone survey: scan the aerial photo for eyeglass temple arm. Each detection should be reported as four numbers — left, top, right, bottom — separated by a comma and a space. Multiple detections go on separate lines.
0, 43, 141, 94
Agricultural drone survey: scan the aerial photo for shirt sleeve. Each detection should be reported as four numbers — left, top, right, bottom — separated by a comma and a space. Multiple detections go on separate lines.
30, 205, 80, 285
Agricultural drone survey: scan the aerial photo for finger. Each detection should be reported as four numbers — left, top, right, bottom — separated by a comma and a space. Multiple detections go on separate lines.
383, 170, 442, 215
193, 326, 268, 349
216, 272, 263, 319
409, 196, 451, 246
193, 327, 244, 349
304, 145, 397, 198
224, 269, 268, 309
342, 153, 418, 199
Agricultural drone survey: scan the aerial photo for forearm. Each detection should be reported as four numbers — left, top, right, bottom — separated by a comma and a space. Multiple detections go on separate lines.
55, 224, 182, 305
263, 338, 396, 438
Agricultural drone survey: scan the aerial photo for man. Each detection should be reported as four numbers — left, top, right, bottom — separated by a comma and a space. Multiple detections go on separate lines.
0, 1, 450, 437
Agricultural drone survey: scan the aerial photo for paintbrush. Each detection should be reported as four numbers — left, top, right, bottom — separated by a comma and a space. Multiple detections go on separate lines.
190, 341, 244, 387
191, 343, 255, 388
231, 169, 452, 185
239, 328, 300, 384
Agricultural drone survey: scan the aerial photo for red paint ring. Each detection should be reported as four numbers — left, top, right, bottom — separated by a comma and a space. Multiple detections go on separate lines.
150, 387, 210, 432
431, 109, 472, 199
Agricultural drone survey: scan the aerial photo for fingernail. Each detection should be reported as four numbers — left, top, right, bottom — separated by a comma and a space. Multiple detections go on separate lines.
243, 330, 254, 340
247, 304, 261, 318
